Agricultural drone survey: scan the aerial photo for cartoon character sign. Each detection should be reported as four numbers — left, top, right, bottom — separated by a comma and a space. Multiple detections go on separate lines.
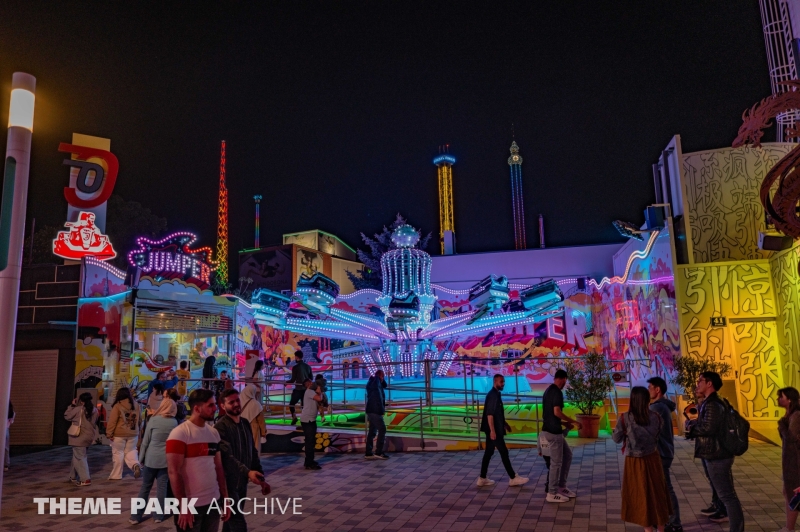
53, 211, 116, 260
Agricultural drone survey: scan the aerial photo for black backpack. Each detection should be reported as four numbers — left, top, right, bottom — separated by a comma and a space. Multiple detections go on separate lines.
720, 399, 750, 456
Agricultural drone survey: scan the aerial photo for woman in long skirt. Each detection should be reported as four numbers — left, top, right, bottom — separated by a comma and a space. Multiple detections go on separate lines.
612, 386, 671, 531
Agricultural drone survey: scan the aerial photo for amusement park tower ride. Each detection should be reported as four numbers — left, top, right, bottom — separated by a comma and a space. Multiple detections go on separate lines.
434, 146, 455, 255
508, 141, 526, 250
216, 140, 229, 286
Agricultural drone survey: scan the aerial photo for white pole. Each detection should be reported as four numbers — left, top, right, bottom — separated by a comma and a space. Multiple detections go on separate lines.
0, 72, 36, 515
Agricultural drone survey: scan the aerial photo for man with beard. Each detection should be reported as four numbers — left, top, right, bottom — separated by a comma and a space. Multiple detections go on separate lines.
215, 389, 270, 532
477, 374, 529, 487
166, 389, 230, 532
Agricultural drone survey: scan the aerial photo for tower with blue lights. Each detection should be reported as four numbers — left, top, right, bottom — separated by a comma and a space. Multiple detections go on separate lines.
508, 141, 526, 250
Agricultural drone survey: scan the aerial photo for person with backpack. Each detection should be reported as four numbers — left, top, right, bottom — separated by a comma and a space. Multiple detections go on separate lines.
777, 387, 800, 532
687, 371, 744, 532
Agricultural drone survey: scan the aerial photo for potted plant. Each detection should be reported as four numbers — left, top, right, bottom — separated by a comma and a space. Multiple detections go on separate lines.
563, 351, 614, 438
671, 355, 731, 400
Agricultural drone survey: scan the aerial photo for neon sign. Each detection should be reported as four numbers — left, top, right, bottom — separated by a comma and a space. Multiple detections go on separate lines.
52, 211, 116, 261
538, 308, 589, 353
128, 232, 216, 287
59, 143, 119, 209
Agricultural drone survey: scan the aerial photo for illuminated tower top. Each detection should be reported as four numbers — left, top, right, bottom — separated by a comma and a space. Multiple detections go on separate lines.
508, 141, 526, 250
433, 146, 456, 255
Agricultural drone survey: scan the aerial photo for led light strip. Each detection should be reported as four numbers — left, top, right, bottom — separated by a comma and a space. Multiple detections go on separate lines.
590, 231, 660, 290
85, 256, 127, 280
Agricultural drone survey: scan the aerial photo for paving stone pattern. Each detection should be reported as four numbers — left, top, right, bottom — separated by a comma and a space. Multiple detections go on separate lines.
0, 437, 788, 531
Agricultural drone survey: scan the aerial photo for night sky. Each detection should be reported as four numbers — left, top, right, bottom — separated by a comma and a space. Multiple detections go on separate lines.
0, 2, 772, 260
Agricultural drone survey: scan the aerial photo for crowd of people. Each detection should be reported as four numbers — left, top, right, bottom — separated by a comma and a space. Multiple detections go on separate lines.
56, 352, 800, 532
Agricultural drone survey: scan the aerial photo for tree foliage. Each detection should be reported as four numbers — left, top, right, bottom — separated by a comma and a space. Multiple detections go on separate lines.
23, 224, 61, 265
671, 355, 731, 398
563, 351, 615, 416
346, 213, 433, 291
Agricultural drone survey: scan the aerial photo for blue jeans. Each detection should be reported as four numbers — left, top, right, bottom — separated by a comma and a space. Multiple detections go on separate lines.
134, 466, 168, 522
366, 413, 386, 455
704, 457, 744, 532
662, 457, 681, 527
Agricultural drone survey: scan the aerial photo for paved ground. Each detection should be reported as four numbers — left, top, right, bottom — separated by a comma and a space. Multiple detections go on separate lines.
0, 436, 788, 531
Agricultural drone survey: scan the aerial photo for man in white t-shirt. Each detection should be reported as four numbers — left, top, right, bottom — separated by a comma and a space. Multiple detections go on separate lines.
300, 379, 322, 470
167, 388, 230, 531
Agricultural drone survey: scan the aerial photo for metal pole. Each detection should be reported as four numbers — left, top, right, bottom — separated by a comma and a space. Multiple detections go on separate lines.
514, 362, 520, 406
424, 359, 432, 407
0, 73, 36, 515
419, 394, 425, 449
343, 364, 347, 408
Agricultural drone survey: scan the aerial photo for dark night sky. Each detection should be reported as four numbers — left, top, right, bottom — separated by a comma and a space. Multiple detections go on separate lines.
0, 2, 772, 261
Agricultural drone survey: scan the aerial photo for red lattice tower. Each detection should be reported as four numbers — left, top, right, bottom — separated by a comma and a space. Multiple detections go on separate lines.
216, 140, 229, 287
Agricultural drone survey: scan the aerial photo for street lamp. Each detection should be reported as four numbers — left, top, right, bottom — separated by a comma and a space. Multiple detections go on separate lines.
0, 72, 36, 516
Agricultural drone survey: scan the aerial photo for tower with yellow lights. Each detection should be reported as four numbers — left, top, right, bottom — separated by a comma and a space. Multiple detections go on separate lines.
433, 148, 456, 254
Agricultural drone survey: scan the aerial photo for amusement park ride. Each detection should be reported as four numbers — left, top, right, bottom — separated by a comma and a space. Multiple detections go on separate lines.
251, 225, 564, 378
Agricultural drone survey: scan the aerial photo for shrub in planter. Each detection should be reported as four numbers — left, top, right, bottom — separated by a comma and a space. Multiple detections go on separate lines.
671, 355, 731, 399
563, 351, 614, 438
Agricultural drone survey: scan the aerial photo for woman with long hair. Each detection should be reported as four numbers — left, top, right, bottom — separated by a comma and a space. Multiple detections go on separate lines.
241, 359, 267, 447
202, 356, 217, 391
106, 387, 142, 480
64, 392, 98, 486
130, 395, 178, 524
612, 386, 671, 531
778, 386, 800, 532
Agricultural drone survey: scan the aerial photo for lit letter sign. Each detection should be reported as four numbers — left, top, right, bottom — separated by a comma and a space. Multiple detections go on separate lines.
59, 143, 118, 209
539, 308, 589, 353
52, 211, 116, 261
128, 232, 216, 288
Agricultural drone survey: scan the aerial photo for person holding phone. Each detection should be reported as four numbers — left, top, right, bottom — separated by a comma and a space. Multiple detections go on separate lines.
215, 389, 270, 532
778, 387, 800, 532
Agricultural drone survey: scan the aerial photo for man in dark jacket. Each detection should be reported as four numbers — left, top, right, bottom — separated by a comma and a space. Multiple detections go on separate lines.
285, 351, 313, 425
216, 389, 270, 532
648, 377, 681, 532
688, 371, 743, 532
478, 375, 528, 487
365, 370, 389, 460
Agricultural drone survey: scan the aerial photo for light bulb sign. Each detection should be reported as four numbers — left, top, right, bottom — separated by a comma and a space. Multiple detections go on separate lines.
128, 232, 216, 288
52, 211, 116, 260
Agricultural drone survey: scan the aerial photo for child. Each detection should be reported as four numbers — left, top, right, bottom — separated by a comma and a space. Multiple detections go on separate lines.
315, 374, 329, 422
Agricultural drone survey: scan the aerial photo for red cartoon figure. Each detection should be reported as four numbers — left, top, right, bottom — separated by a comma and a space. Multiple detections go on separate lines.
53, 211, 116, 260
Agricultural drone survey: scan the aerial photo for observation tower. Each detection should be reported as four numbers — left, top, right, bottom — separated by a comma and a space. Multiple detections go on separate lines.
508, 141, 526, 249
433, 147, 456, 254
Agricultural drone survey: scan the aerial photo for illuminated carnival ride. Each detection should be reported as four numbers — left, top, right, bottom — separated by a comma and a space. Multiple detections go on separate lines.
251, 225, 564, 383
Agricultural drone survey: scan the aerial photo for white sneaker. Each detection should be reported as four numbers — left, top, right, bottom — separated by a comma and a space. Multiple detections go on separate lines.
546, 492, 570, 503
559, 487, 577, 498
476, 477, 496, 487
509, 476, 529, 487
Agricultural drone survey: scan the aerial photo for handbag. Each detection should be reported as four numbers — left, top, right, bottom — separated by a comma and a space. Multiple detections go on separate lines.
68, 411, 82, 437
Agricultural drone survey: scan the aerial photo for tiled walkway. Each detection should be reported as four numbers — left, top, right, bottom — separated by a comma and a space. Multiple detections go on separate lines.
0, 437, 787, 531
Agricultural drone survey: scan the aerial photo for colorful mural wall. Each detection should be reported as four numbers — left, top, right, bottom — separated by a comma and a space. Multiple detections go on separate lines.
592, 229, 679, 382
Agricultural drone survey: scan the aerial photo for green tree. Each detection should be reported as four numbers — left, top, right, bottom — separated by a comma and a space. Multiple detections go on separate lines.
563, 351, 615, 416
23, 224, 61, 265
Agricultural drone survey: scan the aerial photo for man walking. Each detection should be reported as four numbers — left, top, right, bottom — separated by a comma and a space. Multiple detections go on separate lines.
688, 371, 744, 532
365, 370, 389, 460
166, 388, 230, 532
216, 389, 270, 532
648, 376, 682, 532
300, 379, 323, 470
286, 351, 313, 425
542, 369, 581, 503
477, 374, 529, 487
